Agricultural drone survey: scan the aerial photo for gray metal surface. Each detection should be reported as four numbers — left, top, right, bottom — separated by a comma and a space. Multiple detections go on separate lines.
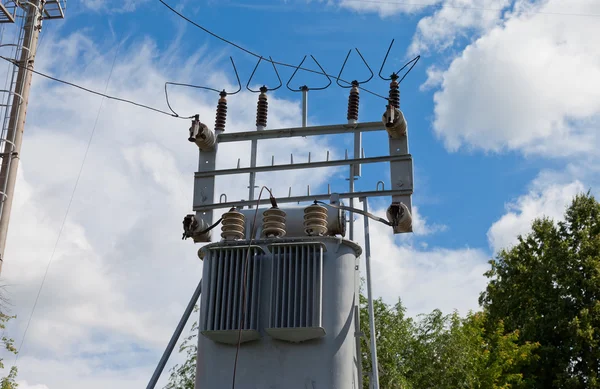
239, 205, 346, 239
362, 198, 380, 389
195, 237, 361, 389
268, 242, 323, 329
146, 279, 202, 389
194, 188, 411, 212
302, 89, 307, 127
200, 246, 263, 344
216, 121, 383, 143
194, 154, 411, 178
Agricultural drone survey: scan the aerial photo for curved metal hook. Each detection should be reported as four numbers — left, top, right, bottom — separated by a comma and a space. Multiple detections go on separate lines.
336, 48, 374, 88
246, 56, 283, 93
286, 55, 332, 92
378, 39, 421, 83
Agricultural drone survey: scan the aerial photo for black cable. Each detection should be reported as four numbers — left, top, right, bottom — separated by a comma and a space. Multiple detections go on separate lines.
0, 55, 193, 119
315, 200, 393, 227
158, 0, 396, 102
232, 186, 274, 389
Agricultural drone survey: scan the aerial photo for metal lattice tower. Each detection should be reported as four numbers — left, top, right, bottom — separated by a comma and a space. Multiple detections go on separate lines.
0, 0, 66, 273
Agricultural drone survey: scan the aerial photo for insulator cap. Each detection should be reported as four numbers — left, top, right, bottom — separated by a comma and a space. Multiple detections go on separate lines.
262, 207, 287, 238
304, 203, 328, 236
256, 89, 268, 128
215, 91, 227, 132
221, 208, 246, 240
347, 82, 360, 121
388, 79, 400, 109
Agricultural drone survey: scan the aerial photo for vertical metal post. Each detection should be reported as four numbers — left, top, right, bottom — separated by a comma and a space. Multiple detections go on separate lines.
0, 0, 42, 273
301, 86, 308, 127
248, 139, 258, 208
361, 197, 380, 389
146, 279, 203, 389
348, 128, 362, 241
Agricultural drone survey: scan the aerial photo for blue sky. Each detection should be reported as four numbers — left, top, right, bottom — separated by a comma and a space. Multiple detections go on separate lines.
54, 0, 544, 251
1, 0, 599, 387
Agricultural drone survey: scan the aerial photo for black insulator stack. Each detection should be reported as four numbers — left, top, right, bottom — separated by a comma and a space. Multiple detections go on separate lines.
347, 81, 360, 121
256, 86, 268, 128
215, 91, 227, 132
389, 74, 400, 109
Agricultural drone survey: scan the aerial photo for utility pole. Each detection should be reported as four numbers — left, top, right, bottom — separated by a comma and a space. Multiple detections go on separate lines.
0, 0, 65, 274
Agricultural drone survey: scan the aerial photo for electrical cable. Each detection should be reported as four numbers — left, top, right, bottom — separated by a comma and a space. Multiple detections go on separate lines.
315, 200, 393, 227
158, 0, 406, 102
13, 40, 122, 365
0, 55, 193, 119
231, 186, 275, 389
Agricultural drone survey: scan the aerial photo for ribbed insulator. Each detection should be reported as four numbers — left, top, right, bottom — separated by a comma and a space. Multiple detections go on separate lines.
221, 209, 246, 240
262, 207, 286, 238
347, 84, 359, 121
256, 88, 268, 128
389, 79, 400, 109
215, 92, 227, 132
304, 203, 328, 236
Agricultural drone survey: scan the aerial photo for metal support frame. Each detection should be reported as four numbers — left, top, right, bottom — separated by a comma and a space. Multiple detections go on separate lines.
188, 115, 413, 389
146, 279, 203, 389
361, 197, 380, 389
193, 121, 413, 234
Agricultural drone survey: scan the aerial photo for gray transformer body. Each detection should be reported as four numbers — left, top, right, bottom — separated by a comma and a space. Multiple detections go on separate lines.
196, 237, 362, 389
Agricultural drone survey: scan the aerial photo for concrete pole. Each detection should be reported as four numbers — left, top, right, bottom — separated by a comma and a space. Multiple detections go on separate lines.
0, 0, 42, 273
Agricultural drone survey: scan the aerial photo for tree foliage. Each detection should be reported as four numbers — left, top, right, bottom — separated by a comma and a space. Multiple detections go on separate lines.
164, 309, 198, 389
360, 296, 537, 389
480, 192, 600, 388
0, 311, 18, 389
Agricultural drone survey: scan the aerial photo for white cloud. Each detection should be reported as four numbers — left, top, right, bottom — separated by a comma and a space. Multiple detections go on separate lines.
487, 179, 585, 253
0, 30, 338, 388
354, 205, 488, 317
429, 0, 600, 156
0, 13, 501, 388
16, 382, 49, 389
409, 0, 510, 55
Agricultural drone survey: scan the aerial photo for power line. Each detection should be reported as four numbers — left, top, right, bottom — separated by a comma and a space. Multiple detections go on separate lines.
0, 55, 192, 119
14, 40, 122, 366
331, 0, 600, 18
158, 0, 413, 102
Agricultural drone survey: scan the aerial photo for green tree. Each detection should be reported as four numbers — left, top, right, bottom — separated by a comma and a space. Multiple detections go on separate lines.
359, 297, 536, 389
480, 192, 600, 388
0, 311, 18, 389
165, 307, 198, 389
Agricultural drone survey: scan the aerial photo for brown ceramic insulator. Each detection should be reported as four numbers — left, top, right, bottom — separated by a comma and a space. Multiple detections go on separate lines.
389, 78, 400, 109
256, 86, 268, 128
347, 83, 360, 121
214, 91, 227, 132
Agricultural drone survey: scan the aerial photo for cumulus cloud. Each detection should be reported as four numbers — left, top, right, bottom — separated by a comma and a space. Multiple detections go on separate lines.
429, 0, 600, 156
353, 205, 488, 317
0, 29, 338, 388
409, 0, 511, 55
0, 12, 498, 389
487, 179, 585, 253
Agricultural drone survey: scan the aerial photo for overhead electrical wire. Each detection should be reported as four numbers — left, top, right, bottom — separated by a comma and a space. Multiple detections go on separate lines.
13, 41, 122, 366
158, 0, 416, 103
0, 55, 193, 119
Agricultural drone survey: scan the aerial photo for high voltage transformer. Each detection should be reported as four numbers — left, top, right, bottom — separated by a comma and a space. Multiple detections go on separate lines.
146, 50, 416, 389
186, 79, 411, 389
